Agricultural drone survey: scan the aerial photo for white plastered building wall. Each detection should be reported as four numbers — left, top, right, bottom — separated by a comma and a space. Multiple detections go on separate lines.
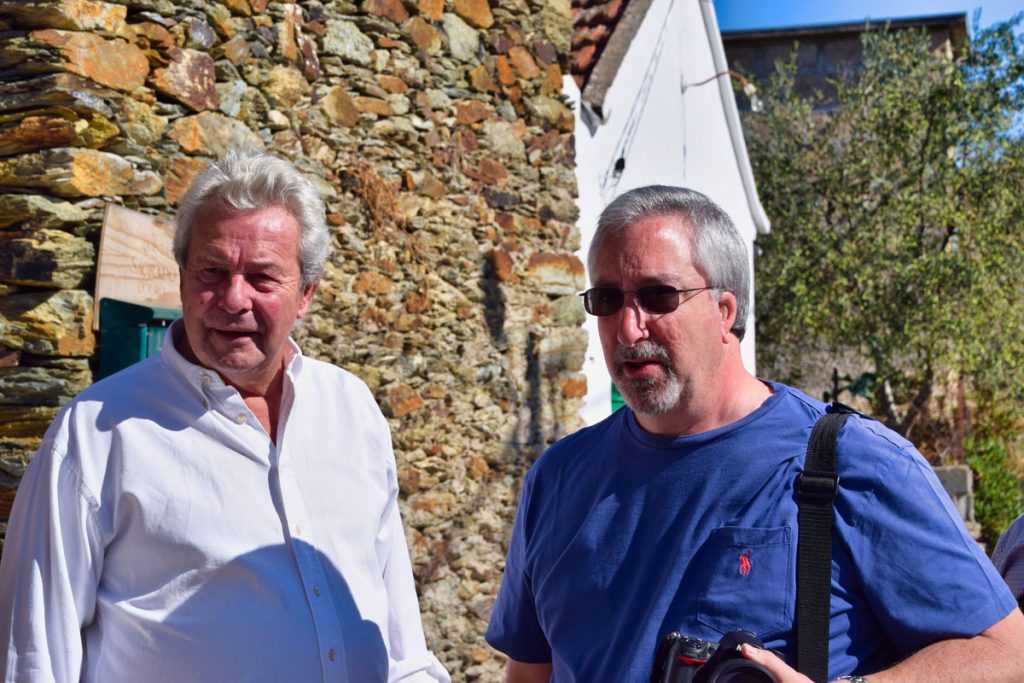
567, 0, 771, 425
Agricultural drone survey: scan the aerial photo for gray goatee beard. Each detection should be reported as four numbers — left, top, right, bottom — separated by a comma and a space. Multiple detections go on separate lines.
613, 341, 680, 415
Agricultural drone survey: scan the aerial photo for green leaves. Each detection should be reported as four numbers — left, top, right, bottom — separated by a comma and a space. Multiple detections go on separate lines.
967, 437, 1024, 545
747, 17, 1024, 444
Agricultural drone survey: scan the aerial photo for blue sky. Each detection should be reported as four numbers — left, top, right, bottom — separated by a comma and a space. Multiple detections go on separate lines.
715, 0, 1023, 33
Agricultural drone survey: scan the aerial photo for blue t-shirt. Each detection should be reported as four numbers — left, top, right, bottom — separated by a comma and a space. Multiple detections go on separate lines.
486, 383, 1016, 681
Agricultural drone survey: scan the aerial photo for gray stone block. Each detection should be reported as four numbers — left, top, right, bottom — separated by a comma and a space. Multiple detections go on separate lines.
934, 464, 975, 524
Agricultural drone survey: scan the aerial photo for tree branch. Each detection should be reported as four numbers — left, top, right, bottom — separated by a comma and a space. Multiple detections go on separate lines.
899, 378, 934, 438
881, 379, 902, 431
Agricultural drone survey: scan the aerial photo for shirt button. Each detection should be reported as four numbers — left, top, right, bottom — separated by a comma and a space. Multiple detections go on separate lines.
328, 649, 336, 661
312, 586, 321, 597
201, 374, 212, 386
295, 525, 302, 535
236, 413, 247, 424
201, 399, 209, 409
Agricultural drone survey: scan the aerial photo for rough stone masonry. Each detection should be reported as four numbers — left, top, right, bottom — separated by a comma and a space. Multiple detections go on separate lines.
0, 0, 586, 679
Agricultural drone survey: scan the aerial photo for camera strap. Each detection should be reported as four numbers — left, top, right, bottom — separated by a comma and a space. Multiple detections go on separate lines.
795, 402, 857, 683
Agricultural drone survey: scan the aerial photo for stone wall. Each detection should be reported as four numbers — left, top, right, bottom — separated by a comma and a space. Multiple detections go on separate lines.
0, 0, 584, 679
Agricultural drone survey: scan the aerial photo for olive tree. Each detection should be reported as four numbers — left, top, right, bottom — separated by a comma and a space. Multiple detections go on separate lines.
746, 18, 1024, 454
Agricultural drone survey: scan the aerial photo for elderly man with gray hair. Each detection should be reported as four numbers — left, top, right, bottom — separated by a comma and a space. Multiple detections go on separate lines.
0, 149, 449, 683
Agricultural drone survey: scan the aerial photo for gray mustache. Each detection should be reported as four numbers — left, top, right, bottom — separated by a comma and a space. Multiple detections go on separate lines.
614, 341, 671, 364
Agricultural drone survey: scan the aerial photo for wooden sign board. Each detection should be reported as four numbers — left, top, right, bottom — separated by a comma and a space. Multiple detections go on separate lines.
93, 203, 181, 330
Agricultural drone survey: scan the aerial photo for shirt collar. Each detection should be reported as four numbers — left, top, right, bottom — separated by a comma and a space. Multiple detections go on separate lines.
161, 319, 305, 402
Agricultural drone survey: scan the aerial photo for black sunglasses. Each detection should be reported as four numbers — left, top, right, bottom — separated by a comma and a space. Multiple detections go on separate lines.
579, 285, 714, 316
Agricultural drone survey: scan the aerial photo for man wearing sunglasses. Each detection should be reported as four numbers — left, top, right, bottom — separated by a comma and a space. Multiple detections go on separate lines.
486, 185, 1024, 683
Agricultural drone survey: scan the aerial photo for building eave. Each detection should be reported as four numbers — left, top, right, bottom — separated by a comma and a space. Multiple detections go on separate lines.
701, 0, 771, 235
579, 0, 656, 120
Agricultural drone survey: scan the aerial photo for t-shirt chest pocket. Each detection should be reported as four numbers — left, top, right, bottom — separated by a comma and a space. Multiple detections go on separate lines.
695, 526, 793, 639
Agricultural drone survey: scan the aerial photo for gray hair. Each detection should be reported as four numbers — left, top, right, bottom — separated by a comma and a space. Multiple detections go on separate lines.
589, 185, 750, 340
173, 148, 330, 289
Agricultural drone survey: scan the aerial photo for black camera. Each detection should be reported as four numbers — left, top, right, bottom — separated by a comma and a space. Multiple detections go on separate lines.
650, 630, 778, 683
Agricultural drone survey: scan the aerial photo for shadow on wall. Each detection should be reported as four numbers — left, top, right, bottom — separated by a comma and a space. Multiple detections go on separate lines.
478, 259, 547, 461
479, 258, 507, 347
526, 331, 544, 457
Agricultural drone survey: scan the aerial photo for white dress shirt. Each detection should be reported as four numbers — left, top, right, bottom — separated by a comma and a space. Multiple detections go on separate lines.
0, 324, 449, 683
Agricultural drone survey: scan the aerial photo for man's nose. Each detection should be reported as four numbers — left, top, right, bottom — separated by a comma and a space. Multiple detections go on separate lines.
219, 274, 252, 313
616, 294, 649, 346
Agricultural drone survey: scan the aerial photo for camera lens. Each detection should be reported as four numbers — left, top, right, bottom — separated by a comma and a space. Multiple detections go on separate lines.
704, 658, 778, 683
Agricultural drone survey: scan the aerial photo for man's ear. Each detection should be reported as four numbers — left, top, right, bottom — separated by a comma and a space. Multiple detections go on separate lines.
718, 290, 738, 341
296, 282, 319, 319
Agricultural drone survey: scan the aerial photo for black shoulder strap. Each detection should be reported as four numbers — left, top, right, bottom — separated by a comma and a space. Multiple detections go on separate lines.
795, 402, 856, 683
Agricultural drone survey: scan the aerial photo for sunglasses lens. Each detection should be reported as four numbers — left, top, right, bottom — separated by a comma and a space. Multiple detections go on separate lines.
636, 286, 681, 313
584, 288, 624, 316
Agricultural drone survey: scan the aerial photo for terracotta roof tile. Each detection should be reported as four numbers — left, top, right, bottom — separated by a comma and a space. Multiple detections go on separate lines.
571, 0, 631, 88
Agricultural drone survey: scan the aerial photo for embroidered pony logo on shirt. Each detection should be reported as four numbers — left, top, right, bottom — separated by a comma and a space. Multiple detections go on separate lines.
738, 549, 752, 576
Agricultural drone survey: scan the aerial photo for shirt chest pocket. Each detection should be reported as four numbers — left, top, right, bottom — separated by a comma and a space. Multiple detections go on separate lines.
696, 526, 792, 639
